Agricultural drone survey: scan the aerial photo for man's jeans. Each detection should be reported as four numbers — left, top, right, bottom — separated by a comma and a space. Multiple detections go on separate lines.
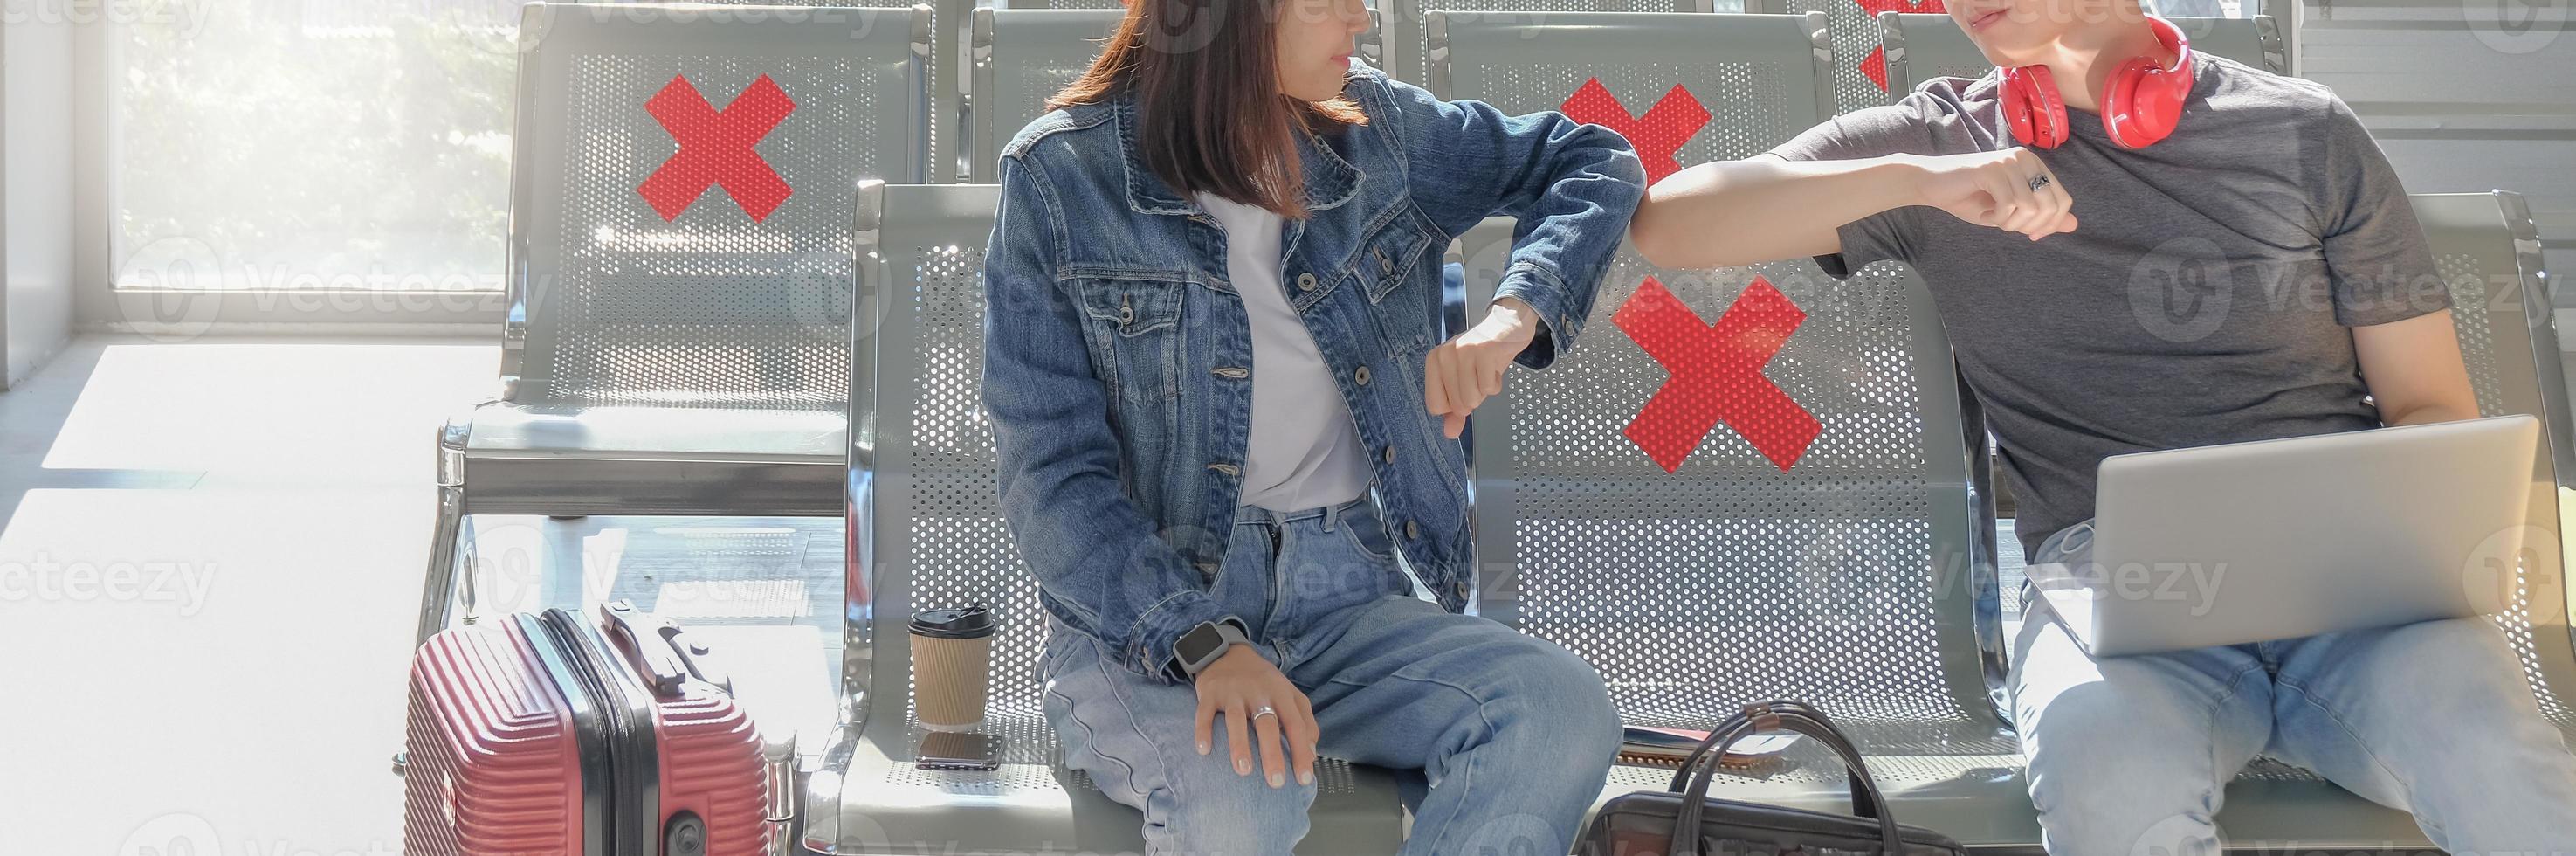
1039, 495, 1622, 855
2013, 518, 2576, 854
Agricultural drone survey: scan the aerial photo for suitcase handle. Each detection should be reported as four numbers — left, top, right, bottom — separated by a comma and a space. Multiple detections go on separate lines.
601, 600, 696, 697
599, 601, 735, 696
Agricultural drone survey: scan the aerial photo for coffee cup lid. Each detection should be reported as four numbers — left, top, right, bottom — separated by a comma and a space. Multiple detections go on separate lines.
910, 604, 996, 639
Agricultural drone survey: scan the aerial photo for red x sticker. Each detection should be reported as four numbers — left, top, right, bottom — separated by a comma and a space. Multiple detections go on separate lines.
638, 73, 796, 223
1560, 79, 1709, 184
1616, 276, 1822, 473
1855, 0, 1948, 91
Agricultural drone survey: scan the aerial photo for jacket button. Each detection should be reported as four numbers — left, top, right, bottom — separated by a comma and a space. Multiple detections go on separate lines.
1451, 579, 1471, 600
1381, 445, 1395, 464
1354, 366, 1372, 386
1404, 520, 1419, 540
1297, 273, 1318, 292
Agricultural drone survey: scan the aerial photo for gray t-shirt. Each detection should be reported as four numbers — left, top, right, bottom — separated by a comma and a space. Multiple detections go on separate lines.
1767, 54, 2450, 555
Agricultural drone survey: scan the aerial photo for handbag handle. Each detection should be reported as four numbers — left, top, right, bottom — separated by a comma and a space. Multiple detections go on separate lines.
1666, 701, 1904, 856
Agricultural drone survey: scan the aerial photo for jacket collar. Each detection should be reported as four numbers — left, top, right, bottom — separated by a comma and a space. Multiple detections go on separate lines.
1112, 92, 1363, 217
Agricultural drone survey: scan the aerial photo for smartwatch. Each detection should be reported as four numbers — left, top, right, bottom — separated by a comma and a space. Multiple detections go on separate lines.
1171, 618, 1251, 679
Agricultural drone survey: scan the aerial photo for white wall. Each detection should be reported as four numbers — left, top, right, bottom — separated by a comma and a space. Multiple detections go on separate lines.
3, 14, 75, 390
2299, 0, 2576, 332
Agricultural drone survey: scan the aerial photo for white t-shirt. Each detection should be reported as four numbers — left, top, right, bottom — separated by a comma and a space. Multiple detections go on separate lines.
1194, 192, 1374, 512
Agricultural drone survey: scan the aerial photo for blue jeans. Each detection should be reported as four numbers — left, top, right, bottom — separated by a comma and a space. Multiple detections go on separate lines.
1039, 495, 1622, 855
2012, 519, 2576, 854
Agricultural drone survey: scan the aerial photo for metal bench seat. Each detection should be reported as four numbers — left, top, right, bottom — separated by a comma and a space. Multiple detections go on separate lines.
444, 403, 844, 517
419, 3, 932, 645
1466, 185, 2576, 851
802, 182, 1406, 854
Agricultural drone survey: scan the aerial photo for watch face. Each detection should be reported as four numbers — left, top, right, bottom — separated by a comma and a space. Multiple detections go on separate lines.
1178, 624, 1223, 664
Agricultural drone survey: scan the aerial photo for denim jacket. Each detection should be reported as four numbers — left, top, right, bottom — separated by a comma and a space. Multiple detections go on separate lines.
981, 63, 1644, 681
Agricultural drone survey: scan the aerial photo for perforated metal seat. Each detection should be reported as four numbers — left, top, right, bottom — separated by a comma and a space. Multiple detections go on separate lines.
609, 0, 976, 183
963, 8, 1388, 184
419, 4, 931, 643
1436, 8, 2028, 840
1457, 200, 2576, 852
1878, 11, 2287, 99
1459, 223, 2057, 845
2367, 189, 2576, 760
1440, 11, 2575, 850
800, 182, 1404, 854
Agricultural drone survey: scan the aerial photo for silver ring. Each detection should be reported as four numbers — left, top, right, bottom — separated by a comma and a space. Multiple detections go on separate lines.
1251, 706, 1278, 721
2028, 173, 2053, 193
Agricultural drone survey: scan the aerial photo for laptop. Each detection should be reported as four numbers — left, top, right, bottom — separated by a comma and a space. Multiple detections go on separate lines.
2028, 414, 2543, 657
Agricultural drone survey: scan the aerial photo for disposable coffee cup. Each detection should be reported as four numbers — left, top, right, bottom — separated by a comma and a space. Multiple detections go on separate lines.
909, 604, 997, 732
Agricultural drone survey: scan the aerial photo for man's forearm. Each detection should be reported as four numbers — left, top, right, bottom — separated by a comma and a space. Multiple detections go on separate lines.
2380, 401, 2479, 427
1629, 155, 1925, 270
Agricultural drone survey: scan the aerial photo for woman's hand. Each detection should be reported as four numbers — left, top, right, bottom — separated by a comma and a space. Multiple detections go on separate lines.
1906, 148, 2077, 242
1424, 296, 1541, 438
1193, 645, 1319, 788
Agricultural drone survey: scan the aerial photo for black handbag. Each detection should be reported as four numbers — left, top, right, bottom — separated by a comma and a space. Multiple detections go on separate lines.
1576, 701, 1968, 856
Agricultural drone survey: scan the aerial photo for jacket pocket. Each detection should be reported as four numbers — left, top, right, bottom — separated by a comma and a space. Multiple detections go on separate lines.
1354, 222, 1440, 356
1071, 278, 1186, 404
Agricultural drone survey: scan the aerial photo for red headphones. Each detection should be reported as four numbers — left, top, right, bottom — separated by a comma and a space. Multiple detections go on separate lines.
2000, 15, 2194, 149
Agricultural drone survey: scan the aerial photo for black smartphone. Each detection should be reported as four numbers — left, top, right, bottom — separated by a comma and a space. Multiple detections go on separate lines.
915, 730, 1001, 771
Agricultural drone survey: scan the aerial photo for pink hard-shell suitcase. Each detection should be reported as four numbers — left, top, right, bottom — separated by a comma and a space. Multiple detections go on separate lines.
404, 600, 769, 855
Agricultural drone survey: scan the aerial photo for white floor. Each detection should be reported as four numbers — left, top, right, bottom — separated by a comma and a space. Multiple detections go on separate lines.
5, 334, 2561, 853
0, 334, 844, 855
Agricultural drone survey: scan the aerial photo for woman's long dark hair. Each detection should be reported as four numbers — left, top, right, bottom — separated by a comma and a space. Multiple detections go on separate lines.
1047, 0, 1367, 219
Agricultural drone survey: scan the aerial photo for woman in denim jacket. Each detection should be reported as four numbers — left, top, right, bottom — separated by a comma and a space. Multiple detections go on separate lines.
981, 0, 1645, 849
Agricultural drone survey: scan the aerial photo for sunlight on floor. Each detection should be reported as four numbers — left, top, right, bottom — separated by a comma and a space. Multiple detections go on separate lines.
36, 341, 494, 479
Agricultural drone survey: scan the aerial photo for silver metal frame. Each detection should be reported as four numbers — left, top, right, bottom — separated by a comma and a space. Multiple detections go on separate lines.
803, 178, 892, 853
1877, 10, 1912, 104
2496, 189, 2576, 657
2428, 190, 2576, 663
1802, 9, 1836, 127
964, 9, 1119, 185
963, 7, 995, 186
930, 0, 972, 183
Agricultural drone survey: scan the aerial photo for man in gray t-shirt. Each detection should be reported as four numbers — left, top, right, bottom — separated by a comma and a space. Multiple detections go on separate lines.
1629, 3, 2576, 851
1769, 54, 2446, 560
